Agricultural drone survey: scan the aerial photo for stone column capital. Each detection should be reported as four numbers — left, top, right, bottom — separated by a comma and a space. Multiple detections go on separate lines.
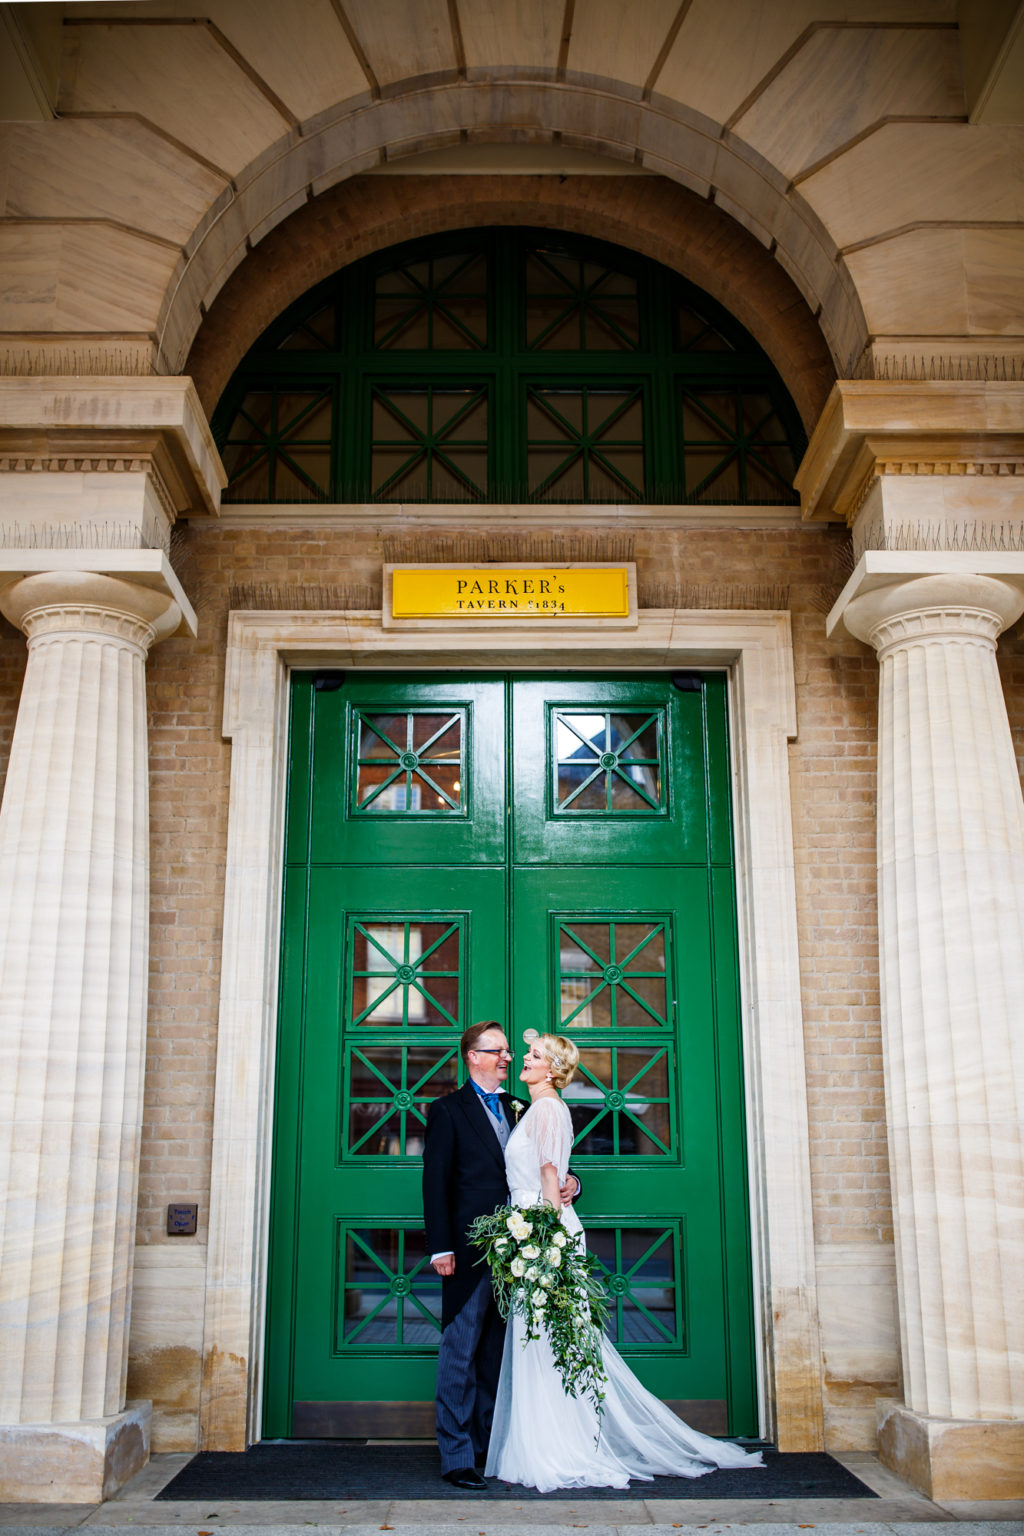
841, 571, 1024, 657
827, 549, 1024, 651
0, 569, 182, 654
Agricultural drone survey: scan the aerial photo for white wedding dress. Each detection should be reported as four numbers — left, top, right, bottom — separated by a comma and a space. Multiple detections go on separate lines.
485, 1095, 764, 1492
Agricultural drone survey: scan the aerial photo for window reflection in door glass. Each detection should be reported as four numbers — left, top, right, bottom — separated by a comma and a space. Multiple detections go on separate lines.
350, 919, 461, 1027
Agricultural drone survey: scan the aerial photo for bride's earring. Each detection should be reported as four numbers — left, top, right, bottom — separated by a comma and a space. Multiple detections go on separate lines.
545, 1072, 553, 1082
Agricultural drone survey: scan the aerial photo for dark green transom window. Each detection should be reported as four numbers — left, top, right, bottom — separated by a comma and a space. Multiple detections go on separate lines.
213, 228, 804, 505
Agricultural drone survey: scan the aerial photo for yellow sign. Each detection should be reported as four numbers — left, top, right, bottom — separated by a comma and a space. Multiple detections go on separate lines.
391, 566, 631, 620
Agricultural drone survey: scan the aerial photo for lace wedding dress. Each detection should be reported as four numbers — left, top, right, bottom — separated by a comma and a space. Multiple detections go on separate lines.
484, 1095, 763, 1492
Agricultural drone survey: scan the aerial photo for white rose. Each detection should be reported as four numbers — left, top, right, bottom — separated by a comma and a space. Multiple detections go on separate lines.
540, 1273, 554, 1288
510, 1257, 525, 1278
521, 1244, 540, 1260
546, 1247, 562, 1266
532, 1288, 548, 1307
525, 1265, 538, 1281
552, 1230, 568, 1248
494, 1238, 508, 1249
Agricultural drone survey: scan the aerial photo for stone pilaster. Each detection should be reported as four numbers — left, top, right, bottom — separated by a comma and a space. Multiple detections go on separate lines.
0, 572, 186, 1500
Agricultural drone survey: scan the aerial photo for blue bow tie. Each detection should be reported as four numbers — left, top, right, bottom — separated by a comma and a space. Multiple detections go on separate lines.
481, 1092, 502, 1118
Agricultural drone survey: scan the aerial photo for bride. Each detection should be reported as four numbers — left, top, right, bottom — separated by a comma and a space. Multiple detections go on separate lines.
485, 1031, 764, 1492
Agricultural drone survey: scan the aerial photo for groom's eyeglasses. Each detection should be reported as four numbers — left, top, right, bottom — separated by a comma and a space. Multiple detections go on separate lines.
473, 1047, 513, 1057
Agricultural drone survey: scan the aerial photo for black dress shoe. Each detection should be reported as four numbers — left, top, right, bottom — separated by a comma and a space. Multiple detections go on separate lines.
443, 1467, 487, 1489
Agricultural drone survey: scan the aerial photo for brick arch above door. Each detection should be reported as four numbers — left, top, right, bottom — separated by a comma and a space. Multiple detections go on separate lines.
185, 174, 837, 436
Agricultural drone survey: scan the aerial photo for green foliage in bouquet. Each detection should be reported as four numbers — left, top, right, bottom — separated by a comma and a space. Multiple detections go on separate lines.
468, 1203, 609, 1414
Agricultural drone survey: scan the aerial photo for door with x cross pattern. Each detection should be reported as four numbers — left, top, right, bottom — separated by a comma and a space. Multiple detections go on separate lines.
265, 672, 756, 1439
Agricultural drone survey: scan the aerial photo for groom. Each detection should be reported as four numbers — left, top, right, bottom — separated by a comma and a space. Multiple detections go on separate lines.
422, 1020, 577, 1489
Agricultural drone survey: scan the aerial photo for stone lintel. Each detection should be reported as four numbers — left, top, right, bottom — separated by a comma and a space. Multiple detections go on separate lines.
796, 380, 1024, 525
0, 377, 225, 519
826, 549, 1024, 641
0, 1401, 151, 1503
0, 550, 198, 638
877, 1399, 1024, 1501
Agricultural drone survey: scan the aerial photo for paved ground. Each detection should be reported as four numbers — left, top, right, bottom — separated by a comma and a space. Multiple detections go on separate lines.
0, 1452, 1020, 1534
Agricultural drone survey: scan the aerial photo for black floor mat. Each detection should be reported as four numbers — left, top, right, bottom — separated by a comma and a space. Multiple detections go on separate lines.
157, 1443, 878, 1501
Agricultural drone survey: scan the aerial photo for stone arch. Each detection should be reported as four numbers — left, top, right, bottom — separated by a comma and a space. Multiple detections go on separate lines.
186, 172, 837, 434
162, 76, 864, 426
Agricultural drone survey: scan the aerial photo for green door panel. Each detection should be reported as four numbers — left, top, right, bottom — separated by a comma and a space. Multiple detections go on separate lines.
267, 670, 757, 1439
303, 673, 507, 866
266, 862, 506, 1430
510, 676, 709, 864
511, 863, 730, 1405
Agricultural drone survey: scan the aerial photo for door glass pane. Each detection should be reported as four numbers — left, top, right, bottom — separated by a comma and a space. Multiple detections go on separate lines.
678, 302, 735, 352
587, 1225, 684, 1349
345, 1045, 459, 1158
337, 1225, 442, 1347
372, 388, 488, 501
374, 250, 488, 349
220, 387, 333, 503
353, 710, 465, 814
349, 918, 462, 1027
564, 1046, 674, 1157
552, 710, 664, 814
527, 389, 645, 502
278, 302, 336, 350
525, 248, 639, 350
557, 918, 670, 1029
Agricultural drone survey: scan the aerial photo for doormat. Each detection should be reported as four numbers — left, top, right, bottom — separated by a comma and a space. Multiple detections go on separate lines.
157, 1443, 878, 1501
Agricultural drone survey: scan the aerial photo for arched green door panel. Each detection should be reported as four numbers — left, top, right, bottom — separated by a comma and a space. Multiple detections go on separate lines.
266, 672, 756, 1438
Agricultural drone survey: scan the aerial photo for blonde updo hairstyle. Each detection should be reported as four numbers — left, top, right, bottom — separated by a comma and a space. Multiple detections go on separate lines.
537, 1032, 579, 1092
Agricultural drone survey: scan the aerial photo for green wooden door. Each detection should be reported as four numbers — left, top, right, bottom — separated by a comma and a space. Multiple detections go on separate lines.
266, 672, 756, 1439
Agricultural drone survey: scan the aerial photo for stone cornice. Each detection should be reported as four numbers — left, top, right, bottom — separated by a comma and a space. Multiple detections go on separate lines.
0, 445, 184, 526
0, 378, 225, 519
796, 381, 1024, 525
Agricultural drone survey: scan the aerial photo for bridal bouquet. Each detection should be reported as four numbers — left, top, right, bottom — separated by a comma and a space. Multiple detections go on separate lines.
468, 1203, 609, 1413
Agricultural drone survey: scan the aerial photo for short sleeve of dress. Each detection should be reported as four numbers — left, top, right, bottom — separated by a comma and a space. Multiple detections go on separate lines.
528, 1096, 573, 1181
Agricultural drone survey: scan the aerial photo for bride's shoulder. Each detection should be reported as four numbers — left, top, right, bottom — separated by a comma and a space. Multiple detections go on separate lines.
522, 1094, 570, 1127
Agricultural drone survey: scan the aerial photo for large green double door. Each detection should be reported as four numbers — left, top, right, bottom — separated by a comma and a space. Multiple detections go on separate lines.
266, 672, 757, 1438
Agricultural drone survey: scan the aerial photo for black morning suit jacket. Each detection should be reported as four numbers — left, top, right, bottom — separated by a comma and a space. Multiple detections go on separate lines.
422, 1080, 520, 1329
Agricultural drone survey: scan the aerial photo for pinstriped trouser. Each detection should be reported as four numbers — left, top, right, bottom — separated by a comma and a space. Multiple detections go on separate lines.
435, 1275, 506, 1473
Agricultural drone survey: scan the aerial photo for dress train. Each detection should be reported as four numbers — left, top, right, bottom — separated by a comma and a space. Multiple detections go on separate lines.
484, 1095, 763, 1492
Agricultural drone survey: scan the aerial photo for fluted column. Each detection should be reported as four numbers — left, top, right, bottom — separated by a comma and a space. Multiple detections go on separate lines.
0, 571, 180, 1498
841, 570, 1024, 1496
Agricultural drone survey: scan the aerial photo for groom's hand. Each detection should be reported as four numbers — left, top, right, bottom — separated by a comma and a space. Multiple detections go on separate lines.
432, 1254, 455, 1276
559, 1174, 580, 1204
